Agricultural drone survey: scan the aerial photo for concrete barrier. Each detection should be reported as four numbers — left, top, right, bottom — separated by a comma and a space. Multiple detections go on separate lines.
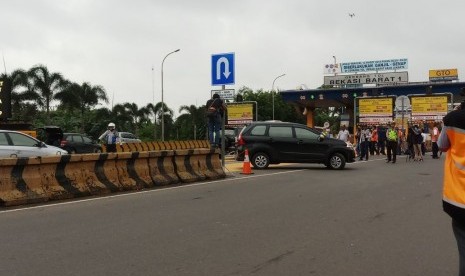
0, 145, 224, 207
174, 149, 206, 183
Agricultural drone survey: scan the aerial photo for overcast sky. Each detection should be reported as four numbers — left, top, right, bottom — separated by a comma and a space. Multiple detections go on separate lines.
2, 0, 465, 117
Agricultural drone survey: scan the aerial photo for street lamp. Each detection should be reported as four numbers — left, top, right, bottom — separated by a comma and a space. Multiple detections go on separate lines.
161, 48, 180, 141
272, 73, 286, 120
332, 56, 337, 76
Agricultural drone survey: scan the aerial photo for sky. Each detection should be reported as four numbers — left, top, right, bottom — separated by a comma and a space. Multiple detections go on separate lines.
2, 0, 465, 117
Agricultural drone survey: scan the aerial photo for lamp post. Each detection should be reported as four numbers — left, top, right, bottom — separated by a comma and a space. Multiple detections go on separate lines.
161, 48, 180, 141
272, 73, 286, 120
332, 56, 337, 76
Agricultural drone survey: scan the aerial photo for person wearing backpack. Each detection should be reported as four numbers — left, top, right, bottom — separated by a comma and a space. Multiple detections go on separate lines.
206, 93, 227, 148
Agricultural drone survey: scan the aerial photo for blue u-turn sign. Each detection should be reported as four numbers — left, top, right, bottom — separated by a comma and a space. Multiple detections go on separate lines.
211, 53, 235, 86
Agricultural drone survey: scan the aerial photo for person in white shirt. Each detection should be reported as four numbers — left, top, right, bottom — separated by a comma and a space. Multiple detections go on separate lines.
337, 124, 350, 143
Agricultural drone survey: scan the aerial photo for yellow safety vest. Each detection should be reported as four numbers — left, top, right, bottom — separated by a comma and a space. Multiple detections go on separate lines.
387, 129, 397, 141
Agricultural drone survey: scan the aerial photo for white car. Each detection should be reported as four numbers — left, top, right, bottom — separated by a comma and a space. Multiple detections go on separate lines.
118, 132, 141, 143
0, 130, 68, 158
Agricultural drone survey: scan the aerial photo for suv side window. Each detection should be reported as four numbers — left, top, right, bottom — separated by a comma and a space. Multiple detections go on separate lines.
83, 136, 92, 143
268, 126, 293, 138
73, 135, 84, 142
250, 125, 267, 136
295, 127, 320, 140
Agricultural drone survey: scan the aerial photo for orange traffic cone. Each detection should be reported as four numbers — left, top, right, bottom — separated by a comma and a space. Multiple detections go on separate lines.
240, 149, 254, 175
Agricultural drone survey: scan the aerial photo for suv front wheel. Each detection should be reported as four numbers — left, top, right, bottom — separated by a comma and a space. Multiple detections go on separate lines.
252, 152, 270, 169
326, 153, 346, 170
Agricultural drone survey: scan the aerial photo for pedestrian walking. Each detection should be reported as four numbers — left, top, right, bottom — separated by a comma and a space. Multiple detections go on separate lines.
359, 125, 370, 161
412, 125, 423, 161
337, 124, 350, 143
431, 122, 440, 159
370, 126, 379, 155
377, 124, 387, 155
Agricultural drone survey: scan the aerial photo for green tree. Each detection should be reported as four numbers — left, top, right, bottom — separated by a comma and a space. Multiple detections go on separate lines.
237, 86, 305, 124
55, 82, 108, 132
177, 104, 206, 140
28, 65, 69, 124
1, 69, 39, 121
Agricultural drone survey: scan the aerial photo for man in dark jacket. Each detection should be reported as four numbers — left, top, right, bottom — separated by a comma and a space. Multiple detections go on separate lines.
206, 93, 227, 148
377, 124, 387, 155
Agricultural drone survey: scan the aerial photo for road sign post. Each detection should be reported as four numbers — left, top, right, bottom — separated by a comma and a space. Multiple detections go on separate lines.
212, 53, 235, 86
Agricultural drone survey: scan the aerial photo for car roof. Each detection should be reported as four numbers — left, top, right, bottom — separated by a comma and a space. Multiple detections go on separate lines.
0, 129, 38, 138
248, 121, 304, 126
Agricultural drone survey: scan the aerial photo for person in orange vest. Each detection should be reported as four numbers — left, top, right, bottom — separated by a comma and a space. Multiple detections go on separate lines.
370, 126, 379, 155
438, 98, 465, 275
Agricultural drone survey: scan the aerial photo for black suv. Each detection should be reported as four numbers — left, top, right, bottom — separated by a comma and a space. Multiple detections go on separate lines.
60, 133, 102, 154
236, 121, 355, 170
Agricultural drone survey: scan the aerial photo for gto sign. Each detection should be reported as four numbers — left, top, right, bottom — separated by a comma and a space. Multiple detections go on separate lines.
429, 69, 458, 82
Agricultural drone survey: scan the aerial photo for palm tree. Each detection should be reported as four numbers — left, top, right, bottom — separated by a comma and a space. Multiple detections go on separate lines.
178, 105, 205, 140
146, 102, 174, 140
55, 82, 108, 131
121, 102, 150, 135
28, 64, 68, 124
0, 69, 36, 120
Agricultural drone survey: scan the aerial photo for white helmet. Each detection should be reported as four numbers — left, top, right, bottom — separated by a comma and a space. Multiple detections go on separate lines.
108, 122, 115, 128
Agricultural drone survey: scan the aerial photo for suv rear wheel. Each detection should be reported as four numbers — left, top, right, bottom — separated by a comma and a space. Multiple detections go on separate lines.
327, 153, 346, 170
252, 152, 270, 169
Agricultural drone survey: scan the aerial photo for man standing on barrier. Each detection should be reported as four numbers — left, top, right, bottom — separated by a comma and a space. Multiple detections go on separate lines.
99, 122, 120, 153
206, 93, 227, 149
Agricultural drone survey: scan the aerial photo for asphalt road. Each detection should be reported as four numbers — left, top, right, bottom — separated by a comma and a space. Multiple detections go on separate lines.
0, 155, 456, 276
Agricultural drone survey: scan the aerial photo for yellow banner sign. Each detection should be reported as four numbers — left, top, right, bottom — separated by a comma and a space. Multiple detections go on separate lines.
227, 103, 253, 124
358, 98, 393, 116
411, 96, 448, 115
429, 69, 458, 81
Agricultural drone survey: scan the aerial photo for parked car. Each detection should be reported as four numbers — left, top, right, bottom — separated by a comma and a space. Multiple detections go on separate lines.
0, 130, 68, 158
37, 126, 63, 147
118, 132, 141, 143
219, 127, 241, 153
235, 121, 355, 170
60, 133, 102, 154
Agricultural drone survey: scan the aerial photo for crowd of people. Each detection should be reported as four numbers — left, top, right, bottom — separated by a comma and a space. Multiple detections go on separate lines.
336, 121, 442, 164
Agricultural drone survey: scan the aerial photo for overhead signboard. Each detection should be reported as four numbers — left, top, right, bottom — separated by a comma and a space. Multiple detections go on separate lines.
358, 98, 394, 116
227, 103, 254, 125
410, 95, 448, 116
211, 89, 235, 100
429, 69, 458, 82
324, 72, 408, 86
339, 58, 408, 73
356, 97, 395, 125
211, 52, 235, 86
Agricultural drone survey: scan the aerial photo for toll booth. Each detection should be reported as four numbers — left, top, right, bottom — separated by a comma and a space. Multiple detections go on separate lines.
280, 82, 465, 130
